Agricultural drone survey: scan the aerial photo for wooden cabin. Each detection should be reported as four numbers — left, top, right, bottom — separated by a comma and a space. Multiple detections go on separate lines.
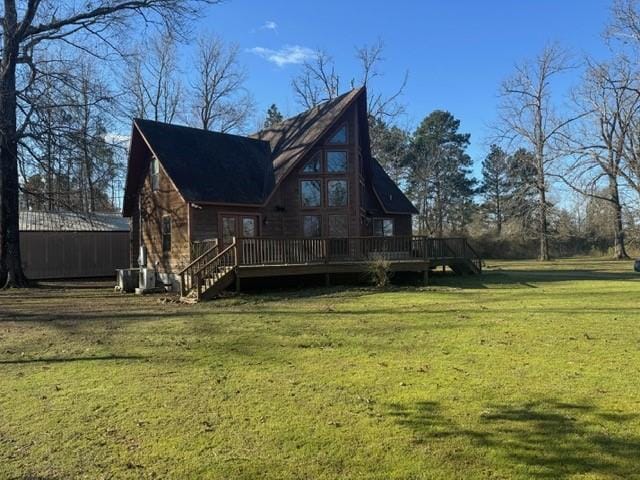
123, 87, 480, 299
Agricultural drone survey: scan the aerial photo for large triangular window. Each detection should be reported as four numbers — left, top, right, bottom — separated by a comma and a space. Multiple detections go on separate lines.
328, 124, 348, 144
302, 152, 321, 173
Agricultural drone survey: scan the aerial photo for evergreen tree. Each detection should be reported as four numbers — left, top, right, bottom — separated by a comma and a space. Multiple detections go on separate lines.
506, 149, 539, 236
479, 145, 510, 234
405, 110, 476, 236
264, 104, 284, 128
369, 117, 410, 185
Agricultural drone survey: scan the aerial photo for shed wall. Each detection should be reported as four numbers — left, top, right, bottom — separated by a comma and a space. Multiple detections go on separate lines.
20, 231, 130, 279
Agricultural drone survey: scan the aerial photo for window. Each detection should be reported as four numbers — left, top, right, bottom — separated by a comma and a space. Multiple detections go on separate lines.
300, 180, 321, 207
162, 215, 171, 253
373, 218, 394, 237
222, 216, 236, 245
327, 180, 348, 207
327, 151, 347, 173
151, 157, 160, 191
302, 152, 321, 173
242, 217, 257, 237
303, 215, 321, 237
328, 215, 348, 237
328, 125, 348, 144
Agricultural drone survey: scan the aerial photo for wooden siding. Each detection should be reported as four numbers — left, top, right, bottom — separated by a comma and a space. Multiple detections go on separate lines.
139, 156, 190, 273
130, 203, 140, 267
135, 98, 412, 260
260, 103, 362, 238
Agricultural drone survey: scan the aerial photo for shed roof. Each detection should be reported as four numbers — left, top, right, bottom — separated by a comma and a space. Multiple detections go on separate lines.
20, 211, 130, 232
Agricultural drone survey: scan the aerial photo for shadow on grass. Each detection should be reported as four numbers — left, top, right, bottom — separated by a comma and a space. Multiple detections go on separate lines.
389, 399, 640, 479
0, 309, 199, 324
0, 354, 146, 365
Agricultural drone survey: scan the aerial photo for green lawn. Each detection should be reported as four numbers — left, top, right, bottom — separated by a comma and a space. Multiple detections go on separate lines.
1, 258, 640, 479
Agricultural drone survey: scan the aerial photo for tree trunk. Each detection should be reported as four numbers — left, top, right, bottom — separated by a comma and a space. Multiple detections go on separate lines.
538, 183, 550, 261
609, 177, 629, 260
0, 3, 29, 287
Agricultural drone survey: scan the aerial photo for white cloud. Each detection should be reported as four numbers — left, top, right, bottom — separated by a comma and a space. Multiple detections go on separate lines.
248, 45, 315, 67
260, 20, 278, 32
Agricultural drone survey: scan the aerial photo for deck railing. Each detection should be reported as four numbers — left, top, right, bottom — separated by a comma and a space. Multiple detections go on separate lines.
236, 236, 480, 270
180, 235, 481, 298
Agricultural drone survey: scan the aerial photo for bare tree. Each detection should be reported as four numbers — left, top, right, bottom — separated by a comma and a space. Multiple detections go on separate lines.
355, 39, 408, 121
122, 30, 183, 123
291, 40, 408, 122
495, 44, 579, 261
607, 0, 640, 46
291, 50, 340, 109
0, 0, 219, 287
562, 57, 640, 259
190, 35, 254, 133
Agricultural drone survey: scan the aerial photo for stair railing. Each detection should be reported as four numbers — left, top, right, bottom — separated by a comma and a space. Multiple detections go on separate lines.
179, 238, 219, 297
463, 239, 482, 273
190, 240, 238, 300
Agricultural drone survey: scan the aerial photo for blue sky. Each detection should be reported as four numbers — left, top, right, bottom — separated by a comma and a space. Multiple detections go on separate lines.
190, 0, 613, 164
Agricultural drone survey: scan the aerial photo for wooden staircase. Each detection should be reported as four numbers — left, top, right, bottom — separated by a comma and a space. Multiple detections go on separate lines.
179, 239, 238, 301
439, 238, 482, 275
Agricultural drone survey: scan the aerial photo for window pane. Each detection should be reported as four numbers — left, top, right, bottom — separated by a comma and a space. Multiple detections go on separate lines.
327, 180, 348, 207
162, 216, 171, 252
303, 215, 321, 237
327, 151, 347, 172
383, 219, 394, 236
242, 217, 256, 237
328, 125, 348, 144
302, 153, 321, 173
151, 158, 160, 191
328, 215, 348, 237
222, 217, 236, 244
373, 218, 393, 237
301, 180, 321, 207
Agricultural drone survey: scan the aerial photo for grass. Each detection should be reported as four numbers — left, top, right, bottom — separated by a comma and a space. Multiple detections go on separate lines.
1, 258, 640, 479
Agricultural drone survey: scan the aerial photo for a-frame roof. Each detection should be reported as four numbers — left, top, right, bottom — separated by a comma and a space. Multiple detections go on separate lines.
251, 88, 362, 184
123, 87, 418, 217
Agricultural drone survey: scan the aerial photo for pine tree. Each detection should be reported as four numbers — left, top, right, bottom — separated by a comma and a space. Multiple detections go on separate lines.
405, 110, 476, 236
264, 104, 284, 128
479, 145, 510, 234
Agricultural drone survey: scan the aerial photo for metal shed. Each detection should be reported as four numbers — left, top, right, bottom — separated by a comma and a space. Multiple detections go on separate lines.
19, 211, 130, 279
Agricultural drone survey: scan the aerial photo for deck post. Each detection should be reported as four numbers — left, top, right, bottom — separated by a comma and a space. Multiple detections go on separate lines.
235, 271, 241, 293
325, 272, 331, 287
423, 268, 429, 286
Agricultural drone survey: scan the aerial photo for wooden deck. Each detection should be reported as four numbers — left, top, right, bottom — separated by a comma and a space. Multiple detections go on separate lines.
179, 236, 482, 301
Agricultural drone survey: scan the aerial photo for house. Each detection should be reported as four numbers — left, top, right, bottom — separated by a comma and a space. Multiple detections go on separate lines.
20, 210, 130, 279
123, 87, 480, 299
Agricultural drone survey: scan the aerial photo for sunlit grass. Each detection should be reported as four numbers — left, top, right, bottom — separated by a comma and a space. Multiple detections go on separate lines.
1, 258, 639, 479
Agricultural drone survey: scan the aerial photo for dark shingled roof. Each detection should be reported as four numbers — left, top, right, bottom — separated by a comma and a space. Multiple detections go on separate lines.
371, 159, 419, 214
124, 87, 417, 216
251, 88, 362, 184
134, 119, 274, 205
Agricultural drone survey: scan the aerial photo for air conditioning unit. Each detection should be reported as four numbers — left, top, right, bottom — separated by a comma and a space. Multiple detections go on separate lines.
115, 268, 139, 293
138, 267, 156, 292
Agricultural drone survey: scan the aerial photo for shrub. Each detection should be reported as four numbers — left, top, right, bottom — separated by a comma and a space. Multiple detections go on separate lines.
367, 256, 392, 288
